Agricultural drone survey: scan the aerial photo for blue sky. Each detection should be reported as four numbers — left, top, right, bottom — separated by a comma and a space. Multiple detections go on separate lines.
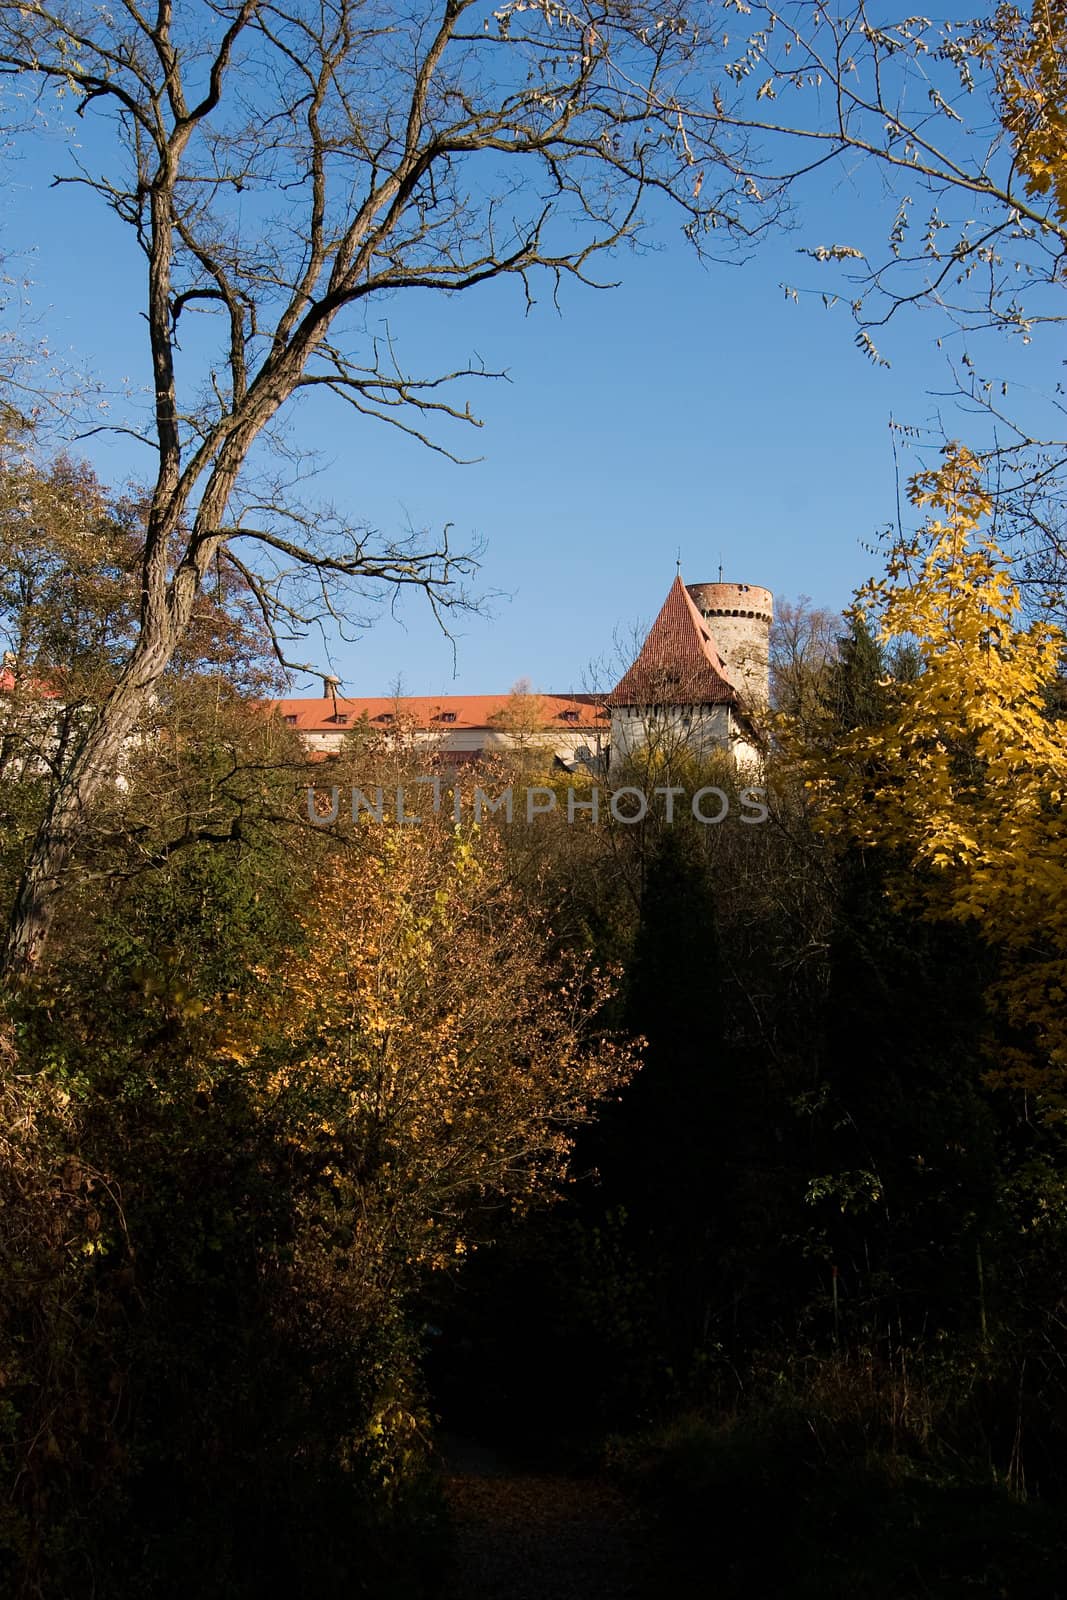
4, 103, 1059, 698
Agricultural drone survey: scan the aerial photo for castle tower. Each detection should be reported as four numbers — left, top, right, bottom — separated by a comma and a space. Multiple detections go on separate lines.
605, 575, 757, 772
685, 581, 772, 706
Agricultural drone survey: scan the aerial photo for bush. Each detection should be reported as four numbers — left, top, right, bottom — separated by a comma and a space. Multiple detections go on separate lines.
612, 1361, 1067, 1599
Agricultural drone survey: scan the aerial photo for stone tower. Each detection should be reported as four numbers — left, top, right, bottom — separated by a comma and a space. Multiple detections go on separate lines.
685, 580, 773, 706
605, 576, 762, 772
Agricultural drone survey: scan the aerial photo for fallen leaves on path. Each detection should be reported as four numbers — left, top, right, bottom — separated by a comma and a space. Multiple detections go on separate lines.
442, 1465, 642, 1599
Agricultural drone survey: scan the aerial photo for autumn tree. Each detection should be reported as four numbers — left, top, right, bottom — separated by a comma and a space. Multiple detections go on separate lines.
805, 446, 1067, 1105
247, 810, 636, 1294
0, 433, 308, 930
996, 0, 1067, 228
0, 443, 140, 778
0, 767, 634, 1593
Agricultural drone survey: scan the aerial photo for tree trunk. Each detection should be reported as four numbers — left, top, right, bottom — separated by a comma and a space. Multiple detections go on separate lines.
2, 633, 178, 974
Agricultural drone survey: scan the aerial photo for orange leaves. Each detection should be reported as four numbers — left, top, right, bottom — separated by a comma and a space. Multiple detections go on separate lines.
233, 814, 637, 1277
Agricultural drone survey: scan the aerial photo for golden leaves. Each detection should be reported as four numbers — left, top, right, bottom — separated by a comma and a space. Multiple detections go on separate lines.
995, 1, 1067, 227
220, 812, 637, 1274
800, 444, 1067, 1105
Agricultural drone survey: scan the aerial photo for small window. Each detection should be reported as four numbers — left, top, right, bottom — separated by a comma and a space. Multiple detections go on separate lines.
437, 711, 457, 723
283, 713, 298, 725
559, 708, 579, 723
329, 711, 348, 725
377, 712, 394, 723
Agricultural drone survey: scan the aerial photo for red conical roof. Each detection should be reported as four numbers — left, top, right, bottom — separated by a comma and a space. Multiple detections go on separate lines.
606, 576, 738, 708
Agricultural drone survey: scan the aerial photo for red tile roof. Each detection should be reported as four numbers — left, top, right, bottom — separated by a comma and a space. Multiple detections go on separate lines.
605, 576, 737, 707
0, 669, 61, 698
269, 692, 607, 733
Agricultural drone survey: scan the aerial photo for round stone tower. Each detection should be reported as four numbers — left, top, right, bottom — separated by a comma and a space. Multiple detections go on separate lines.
685, 580, 773, 706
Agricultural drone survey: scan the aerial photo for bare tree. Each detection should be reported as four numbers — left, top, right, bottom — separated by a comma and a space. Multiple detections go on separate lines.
770, 595, 841, 726
707, 3, 1067, 607
487, 677, 549, 772
703, 4, 1067, 348
0, 0, 783, 969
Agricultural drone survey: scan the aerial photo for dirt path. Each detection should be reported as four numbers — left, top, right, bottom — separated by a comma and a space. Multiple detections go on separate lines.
439, 1434, 644, 1600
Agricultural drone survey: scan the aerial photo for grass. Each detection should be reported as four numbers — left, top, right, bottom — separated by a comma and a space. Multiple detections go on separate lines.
607, 1355, 1067, 1599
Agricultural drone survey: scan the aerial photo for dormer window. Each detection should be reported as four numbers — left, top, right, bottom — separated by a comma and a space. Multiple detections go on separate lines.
559, 709, 579, 723
437, 711, 457, 723
331, 712, 348, 725
377, 712, 394, 723
283, 714, 298, 725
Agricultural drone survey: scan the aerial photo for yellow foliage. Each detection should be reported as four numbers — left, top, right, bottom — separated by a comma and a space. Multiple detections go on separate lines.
996, 1, 1067, 228
803, 446, 1067, 1105
236, 815, 636, 1275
